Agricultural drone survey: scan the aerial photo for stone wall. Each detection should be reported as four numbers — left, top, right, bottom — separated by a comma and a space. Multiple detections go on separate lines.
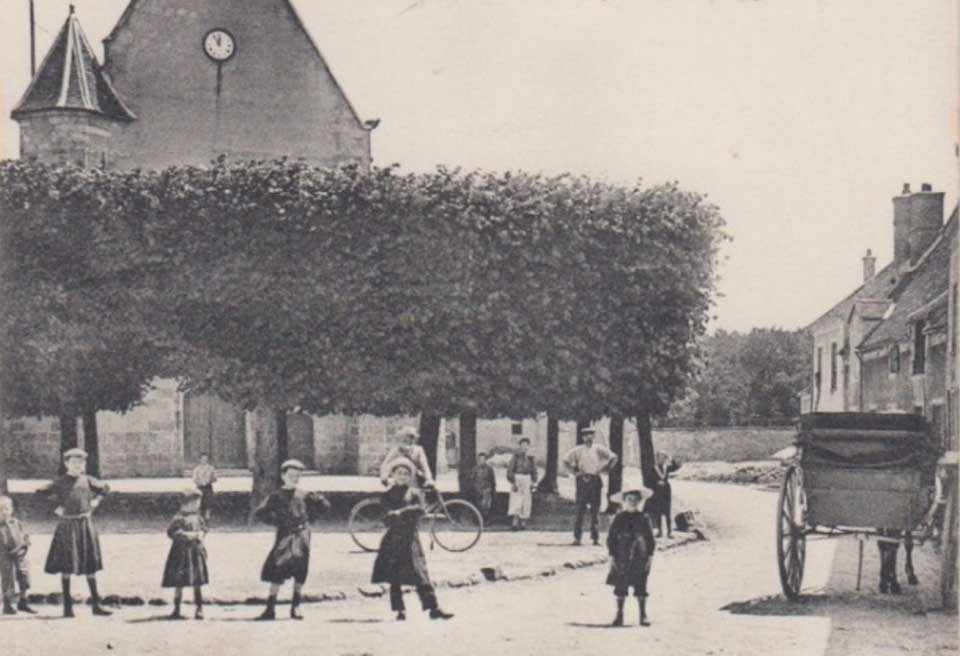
18, 111, 126, 169
2, 416, 64, 479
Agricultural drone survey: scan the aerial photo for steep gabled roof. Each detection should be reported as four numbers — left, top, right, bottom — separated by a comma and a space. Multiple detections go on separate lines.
806, 261, 899, 331
859, 208, 957, 351
103, 0, 367, 130
11, 7, 135, 122
848, 299, 891, 322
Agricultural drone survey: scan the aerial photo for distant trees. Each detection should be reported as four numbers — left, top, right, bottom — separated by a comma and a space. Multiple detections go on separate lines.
663, 328, 811, 427
0, 159, 726, 503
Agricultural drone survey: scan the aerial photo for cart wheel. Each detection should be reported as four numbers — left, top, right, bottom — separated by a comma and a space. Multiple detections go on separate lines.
941, 477, 958, 610
777, 465, 806, 600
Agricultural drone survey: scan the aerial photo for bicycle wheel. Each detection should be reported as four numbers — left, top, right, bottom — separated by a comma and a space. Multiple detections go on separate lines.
348, 497, 387, 552
430, 499, 483, 552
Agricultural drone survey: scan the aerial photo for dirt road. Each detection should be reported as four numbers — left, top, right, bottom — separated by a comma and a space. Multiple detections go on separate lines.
4, 482, 955, 656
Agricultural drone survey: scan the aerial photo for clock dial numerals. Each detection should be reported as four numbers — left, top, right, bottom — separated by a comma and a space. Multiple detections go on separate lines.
204, 29, 236, 62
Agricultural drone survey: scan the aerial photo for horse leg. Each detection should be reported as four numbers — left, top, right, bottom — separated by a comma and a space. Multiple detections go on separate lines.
904, 531, 918, 585
886, 531, 902, 594
877, 536, 890, 593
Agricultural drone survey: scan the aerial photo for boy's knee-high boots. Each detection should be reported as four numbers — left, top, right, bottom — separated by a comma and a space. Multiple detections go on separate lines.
257, 594, 277, 621
638, 596, 650, 627
194, 586, 204, 620
291, 590, 303, 620
612, 597, 625, 627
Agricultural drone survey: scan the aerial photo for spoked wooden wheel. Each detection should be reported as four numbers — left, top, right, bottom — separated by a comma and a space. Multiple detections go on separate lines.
430, 499, 484, 552
777, 465, 807, 600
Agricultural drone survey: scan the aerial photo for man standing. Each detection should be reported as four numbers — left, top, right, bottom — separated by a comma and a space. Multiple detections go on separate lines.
563, 428, 618, 545
380, 427, 435, 489
192, 453, 218, 520
506, 439, 538, 530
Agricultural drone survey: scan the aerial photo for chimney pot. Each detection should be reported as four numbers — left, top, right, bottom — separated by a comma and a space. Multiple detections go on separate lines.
902, 183, 911, 194
921, 182, 932, 192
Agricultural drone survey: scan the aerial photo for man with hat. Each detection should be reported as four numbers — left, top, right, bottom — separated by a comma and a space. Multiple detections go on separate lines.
605, 487, 655, 627
38, 448, 112, 618
379, 426, 435, 489
252, 458, 330, 620
563, 428, 618, 545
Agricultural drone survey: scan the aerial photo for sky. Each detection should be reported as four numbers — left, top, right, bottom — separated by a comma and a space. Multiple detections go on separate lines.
0, 0, 957, 333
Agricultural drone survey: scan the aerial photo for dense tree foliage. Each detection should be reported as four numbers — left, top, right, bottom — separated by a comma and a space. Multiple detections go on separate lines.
663, 328, 811, 427
0, 159, 726, 500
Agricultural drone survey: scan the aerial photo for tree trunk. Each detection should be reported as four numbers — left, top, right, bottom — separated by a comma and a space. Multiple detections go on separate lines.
636, 410, 656, 489
250, 404, 282, 520
418, 414, 442, 477
540, 415, 560, 493
277, 410, 289, 465
576, 419, 589, 445
457, 413, 478, 494
81, 411, 100, 478
58, 413, 79, 475
0, 425, 9, 495
608, 414, 625, 510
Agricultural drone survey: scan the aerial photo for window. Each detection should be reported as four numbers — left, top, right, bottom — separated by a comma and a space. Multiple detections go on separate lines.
830, 342, 838, 391
888, 344, 900, 374
815, 347, 823, 390
511, 422, 523, 436
912, 320, 926, 375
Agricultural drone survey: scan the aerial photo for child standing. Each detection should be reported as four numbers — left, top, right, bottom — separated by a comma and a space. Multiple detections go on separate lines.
606, 488, 656, 627
253, 459, 330, 621
371, 459, 453, 621
39, 448, 111, 618
647, 452, 681, 538
162, 488, 209, 620
0, 496, 35, 615
191, 454, 218, 521
507, 438, 538, 530
471, 452, 497, 520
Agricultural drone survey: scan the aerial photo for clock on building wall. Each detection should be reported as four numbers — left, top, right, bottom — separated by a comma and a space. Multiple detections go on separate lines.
203, 29, 236, 63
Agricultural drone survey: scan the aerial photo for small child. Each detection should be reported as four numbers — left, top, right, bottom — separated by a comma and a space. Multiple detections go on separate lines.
39, 448, 111, 618
191, 454, 218, 521
371, 459, 453, 621
0, 496, 34, 615
162, 488, 209, 620
606, 488, 656, 627
471, 452, 497, 519
253, 459, 330, 621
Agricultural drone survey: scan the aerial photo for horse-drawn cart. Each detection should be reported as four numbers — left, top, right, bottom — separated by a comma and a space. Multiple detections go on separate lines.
777, 412, 941, 601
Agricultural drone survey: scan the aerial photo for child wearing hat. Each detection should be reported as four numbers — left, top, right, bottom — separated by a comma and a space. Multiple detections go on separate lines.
470, 452, 497, 520
371, 458, 453, 621
38, 448, 111, 618
253, 459, 330, 621
162, 488, 210, 620
606, 488, 656, 627
0, 495, 35, 615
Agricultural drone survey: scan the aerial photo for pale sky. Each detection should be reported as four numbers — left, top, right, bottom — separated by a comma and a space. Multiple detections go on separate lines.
0, 0, 957, 333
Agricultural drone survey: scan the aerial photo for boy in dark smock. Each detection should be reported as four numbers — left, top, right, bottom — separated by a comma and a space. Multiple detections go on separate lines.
39, 448, 111, 618
162, 488, 210, 620
606, 488, 656, 627
253, 459, 330, 620
646, 451, 681, 538
371, 458, 453, 621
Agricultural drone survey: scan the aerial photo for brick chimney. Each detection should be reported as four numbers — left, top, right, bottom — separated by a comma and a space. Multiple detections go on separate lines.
862, 248, 876, 282
908, 182, 944, 264
893, 183, 912, 270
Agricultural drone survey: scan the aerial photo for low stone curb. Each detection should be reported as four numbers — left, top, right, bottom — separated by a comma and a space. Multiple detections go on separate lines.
21, 531, 705, 608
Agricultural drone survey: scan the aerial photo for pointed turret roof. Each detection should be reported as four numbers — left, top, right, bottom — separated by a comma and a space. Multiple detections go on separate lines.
11, 6, 135, 122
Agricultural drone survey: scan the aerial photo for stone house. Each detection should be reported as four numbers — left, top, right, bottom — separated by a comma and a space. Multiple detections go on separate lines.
807, 183, 956, 450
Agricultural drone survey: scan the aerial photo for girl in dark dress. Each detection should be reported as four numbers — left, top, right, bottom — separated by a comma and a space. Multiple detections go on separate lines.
607, 488, 656, 627
39, 448, 111, 618
253, 459, 330, 621
646, 452, 681, 538
371, 459, 453, 621
162, 488, 209, 620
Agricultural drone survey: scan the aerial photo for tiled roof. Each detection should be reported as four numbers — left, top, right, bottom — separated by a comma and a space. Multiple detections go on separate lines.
11, 7, 135, 122
849, 299, 891, 321
806, 261, 900, 330
859, 208, 956, 351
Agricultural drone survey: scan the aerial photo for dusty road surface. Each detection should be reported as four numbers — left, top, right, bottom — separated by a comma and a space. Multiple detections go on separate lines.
4, 481, 955, 656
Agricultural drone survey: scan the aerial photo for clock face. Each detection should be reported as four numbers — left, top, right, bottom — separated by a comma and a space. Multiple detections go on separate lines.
203, 29, 236, 62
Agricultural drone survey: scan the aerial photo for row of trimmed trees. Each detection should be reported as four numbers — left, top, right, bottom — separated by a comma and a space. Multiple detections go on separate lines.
0, 159, 727, 504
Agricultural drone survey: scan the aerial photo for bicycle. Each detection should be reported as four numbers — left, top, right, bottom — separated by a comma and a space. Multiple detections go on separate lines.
348, 486, 484, 553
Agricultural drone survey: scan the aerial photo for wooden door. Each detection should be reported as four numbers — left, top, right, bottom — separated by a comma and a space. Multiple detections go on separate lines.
286, 413, 315, 469
183, 392, 247, 468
